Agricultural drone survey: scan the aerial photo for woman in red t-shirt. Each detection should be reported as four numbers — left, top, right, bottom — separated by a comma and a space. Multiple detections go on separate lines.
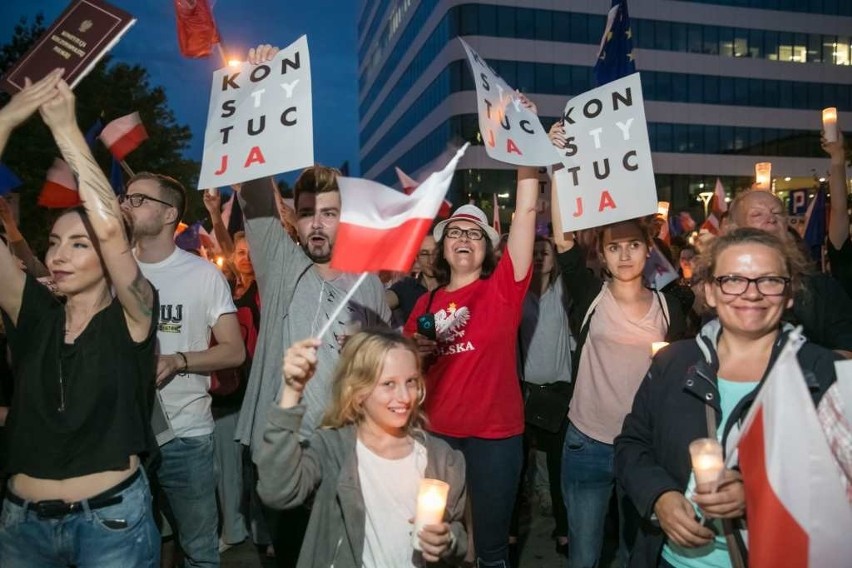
404, 97, 542, 566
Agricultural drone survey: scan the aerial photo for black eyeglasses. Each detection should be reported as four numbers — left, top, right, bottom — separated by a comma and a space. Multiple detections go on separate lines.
714, 275, 791, 296
119, 193, 174, 209
444, 227, 485, 241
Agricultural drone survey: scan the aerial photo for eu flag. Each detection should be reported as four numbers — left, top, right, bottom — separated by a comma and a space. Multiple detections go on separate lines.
803, 185, 827, 262
594, 0, 636, 86
0, 163, 22, 196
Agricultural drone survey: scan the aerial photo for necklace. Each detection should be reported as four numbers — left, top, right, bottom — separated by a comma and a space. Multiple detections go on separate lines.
64, 295, 108, 338
58, 294, 109, 412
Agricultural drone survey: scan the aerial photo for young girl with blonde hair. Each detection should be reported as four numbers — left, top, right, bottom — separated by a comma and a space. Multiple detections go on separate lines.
256, 329, 468, 568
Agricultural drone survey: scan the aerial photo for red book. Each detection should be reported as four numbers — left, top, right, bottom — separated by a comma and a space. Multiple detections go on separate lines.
1, 0, 135, 95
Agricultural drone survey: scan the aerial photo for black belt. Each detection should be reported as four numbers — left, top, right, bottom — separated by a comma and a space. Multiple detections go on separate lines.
6, 468, 140, 519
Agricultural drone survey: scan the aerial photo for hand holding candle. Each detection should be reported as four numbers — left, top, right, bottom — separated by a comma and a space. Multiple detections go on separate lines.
689, 438, 724, 492
412, 479, 449, 551
823, 107, 838, 143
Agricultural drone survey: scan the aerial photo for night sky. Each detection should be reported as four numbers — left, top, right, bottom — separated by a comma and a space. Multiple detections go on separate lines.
0, 0, 362, 182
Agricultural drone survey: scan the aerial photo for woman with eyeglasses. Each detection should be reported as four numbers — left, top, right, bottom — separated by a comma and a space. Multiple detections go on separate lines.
615, 228, 839, 568
403, 96, 541, 568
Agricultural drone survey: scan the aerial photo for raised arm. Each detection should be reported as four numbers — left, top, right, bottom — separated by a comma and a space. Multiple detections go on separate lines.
506, 95, 542, 281
203, 189, 234, 256
824, 129, 849, 250
39, 80, 154, 341
0, 70, 66, 322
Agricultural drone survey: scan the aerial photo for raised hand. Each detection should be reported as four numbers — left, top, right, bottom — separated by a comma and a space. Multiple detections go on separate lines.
248, 44, 280, 65
0, 69, 64, 132
821, 128, 846, 166
203, 189, 222, 219
282, 338, 321, 394
38, 78, 77, 133
549, 120, 567, 149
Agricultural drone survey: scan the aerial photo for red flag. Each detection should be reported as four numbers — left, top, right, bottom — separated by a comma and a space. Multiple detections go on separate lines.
100, 112, 148, 161
38, 158, 80, 208
736, 332, 852, 567
396, 166, 452, 219
174, 0, 220, 58
332, 145, 467, 273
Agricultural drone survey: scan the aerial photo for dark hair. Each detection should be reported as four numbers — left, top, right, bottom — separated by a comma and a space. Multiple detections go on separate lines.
127, 172, 187, 225
433, 234, 498, 287
293, 165, 340, 210
594, 217, 653, 254
696, 227, 810, 296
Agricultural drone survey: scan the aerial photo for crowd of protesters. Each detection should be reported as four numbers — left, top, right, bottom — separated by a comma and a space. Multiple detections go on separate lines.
0, 49, 851, 568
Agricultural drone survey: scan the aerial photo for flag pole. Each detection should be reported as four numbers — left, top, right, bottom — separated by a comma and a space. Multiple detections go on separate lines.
119, 159, 135, 177
314, 272, 369, 341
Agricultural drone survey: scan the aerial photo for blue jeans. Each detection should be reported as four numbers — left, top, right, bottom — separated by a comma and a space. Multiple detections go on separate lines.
157, 434, 219, 567
0, 469, 159, 567
562, 423, 638, 568
439, 434, 523, 568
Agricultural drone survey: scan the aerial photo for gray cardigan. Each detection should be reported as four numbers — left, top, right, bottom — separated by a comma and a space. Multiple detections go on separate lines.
257, 405, 469, 568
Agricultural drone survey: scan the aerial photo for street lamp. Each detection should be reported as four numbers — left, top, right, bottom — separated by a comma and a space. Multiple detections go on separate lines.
698, 191, 714, 221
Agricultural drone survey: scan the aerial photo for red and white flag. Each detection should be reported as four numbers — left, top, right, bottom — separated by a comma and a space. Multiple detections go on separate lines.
396, 166, 452, 219
700, 178, 728, 235
735, 331, 852, 567
100, 112, 148, 161
38, 158, 80, 208
332, 144, 468, 273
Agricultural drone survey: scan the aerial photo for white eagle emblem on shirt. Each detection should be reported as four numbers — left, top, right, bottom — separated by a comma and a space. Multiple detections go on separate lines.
434, 302, 470, 342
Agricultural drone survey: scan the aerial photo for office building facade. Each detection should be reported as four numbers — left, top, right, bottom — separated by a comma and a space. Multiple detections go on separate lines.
357, 0, 852, 214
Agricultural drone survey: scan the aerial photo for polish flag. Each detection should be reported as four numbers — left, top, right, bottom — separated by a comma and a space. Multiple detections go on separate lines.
332, 144, 468, 273
700, 178, 728, 235
735, 332, 852, 567
38, 158, 80, 208
396, 166, 452, 219
100, 112, 148, 161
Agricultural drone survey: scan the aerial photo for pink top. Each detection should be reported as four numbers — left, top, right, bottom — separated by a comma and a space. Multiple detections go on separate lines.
568, 286, 666, 444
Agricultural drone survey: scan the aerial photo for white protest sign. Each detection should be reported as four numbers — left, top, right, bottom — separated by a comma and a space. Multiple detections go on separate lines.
553, 73, 656, 232
198, 35, 313, 189
459, 38, 558, 167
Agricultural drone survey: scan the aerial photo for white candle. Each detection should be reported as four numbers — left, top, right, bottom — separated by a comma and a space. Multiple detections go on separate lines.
412, 479, 449, 551
823, 107, 838, 143
689, 438, 724, 491
651, 342, 669, 356
657, 201, 670, 218
754, 162, 772, 191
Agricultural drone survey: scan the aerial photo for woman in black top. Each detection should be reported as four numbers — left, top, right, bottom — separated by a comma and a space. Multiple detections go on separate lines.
0, 74, 159, 565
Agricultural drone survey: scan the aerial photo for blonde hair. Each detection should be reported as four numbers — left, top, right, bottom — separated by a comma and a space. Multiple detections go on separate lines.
321, 330, 426, 432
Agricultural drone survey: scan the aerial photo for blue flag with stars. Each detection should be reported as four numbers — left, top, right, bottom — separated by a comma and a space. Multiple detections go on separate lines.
594, 0, 636, 86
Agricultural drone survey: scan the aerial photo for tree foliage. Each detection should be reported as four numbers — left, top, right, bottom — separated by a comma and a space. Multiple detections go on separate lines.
1, 15, 203, 252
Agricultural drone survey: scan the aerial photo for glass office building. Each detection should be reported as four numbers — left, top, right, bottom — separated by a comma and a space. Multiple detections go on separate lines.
357, 0, 852, 213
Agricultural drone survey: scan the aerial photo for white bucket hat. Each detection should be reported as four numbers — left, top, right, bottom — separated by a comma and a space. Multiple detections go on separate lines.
433, 204, 500, 247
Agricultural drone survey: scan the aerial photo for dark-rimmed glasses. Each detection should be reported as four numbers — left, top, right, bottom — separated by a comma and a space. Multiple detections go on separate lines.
445, 227, 484, 241
714, 275, 790, 296
118, 193, 174, 209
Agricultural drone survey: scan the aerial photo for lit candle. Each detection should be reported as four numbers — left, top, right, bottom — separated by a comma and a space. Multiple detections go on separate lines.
823, 107, 838, 143
754, 162, 772, 191
412, 479, 450, 551
657, 201, 670, 219
651, 342, 669, 356
689, 438, 724, 491
215, 256, 224, 268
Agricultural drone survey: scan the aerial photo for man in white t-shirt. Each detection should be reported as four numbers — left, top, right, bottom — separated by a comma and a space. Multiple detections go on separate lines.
121, 173, 245, 567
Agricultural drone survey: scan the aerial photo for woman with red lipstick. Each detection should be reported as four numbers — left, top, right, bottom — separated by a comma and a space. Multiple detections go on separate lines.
615, 228, 839, 567
256, 330, 468, 567
0, 75, 159, 565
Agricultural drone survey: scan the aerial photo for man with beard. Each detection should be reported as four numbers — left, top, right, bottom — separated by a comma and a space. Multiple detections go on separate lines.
121, 172, 245, 567
234, 165, 390, 567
